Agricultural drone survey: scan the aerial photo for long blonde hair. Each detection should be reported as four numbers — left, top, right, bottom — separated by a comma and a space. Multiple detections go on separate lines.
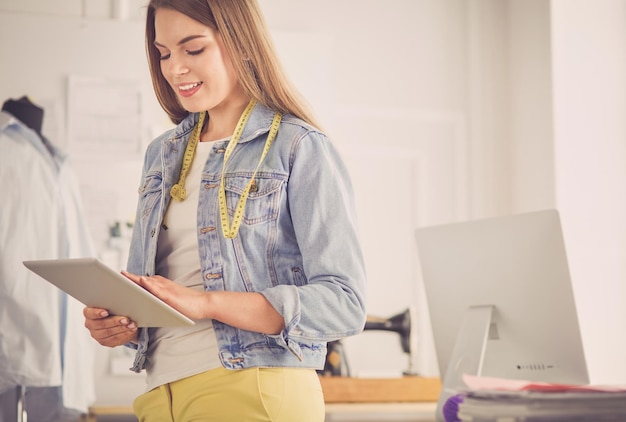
146, 0, 319, 128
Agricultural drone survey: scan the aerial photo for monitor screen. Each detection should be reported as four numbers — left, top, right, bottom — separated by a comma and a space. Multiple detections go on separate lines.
415, 210, 588, 400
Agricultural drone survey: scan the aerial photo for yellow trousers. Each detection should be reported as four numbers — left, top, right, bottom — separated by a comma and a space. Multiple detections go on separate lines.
133, 367, 325, 421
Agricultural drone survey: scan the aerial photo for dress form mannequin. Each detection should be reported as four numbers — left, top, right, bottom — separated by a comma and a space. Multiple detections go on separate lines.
1, 95, 88, 422
2, 96, 43, 422
2, 96, 44, 137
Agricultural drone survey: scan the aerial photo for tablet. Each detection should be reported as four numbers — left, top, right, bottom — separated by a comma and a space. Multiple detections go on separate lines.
23, 257, 195, 327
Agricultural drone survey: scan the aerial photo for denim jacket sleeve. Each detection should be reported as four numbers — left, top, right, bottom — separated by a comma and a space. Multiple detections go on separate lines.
259, 130, 367, 343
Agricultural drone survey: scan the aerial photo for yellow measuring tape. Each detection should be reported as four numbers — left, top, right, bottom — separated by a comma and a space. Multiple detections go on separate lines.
170, 111, 206, 201
218, 99, 282, 239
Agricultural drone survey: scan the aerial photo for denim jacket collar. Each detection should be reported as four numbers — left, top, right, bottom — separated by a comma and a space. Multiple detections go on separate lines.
173, 102, 278, 144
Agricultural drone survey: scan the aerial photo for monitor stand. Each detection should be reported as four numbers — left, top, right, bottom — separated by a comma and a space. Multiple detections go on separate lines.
436, 305, 494, 422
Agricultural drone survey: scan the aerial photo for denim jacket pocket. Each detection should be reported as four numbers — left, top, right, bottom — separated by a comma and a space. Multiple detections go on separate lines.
137, 171, 163, 219
222, 173, 284, 225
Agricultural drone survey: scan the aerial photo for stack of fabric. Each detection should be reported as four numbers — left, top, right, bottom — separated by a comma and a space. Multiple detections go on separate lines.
443, 375, 626, 422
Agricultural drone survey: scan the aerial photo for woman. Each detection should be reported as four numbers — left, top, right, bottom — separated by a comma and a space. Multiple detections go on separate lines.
83, 1, 367, 420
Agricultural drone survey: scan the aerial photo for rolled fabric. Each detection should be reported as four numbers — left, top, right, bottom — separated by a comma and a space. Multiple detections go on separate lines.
442, 393, 464, 422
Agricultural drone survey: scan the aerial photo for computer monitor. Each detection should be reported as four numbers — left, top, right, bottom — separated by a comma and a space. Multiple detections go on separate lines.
415, 209, 589, 419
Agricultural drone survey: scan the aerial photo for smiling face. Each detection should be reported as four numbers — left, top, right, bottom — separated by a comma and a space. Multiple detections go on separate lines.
153, 7, 247, 115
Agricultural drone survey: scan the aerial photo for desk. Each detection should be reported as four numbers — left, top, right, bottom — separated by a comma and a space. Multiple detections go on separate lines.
81, 406, 131, 422
83, 376, 441, 422
83, 403, 437, 422
319, 376, 440, 403
325, 402, 437, 421
320, 377, 439, 422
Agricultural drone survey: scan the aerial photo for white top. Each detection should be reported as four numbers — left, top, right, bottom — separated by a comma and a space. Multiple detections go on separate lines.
145, 141, 222, 391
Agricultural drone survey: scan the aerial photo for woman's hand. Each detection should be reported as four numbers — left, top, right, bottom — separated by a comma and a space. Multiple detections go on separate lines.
121, 271, 209, 320
120, 271, 285, 334
83, 307, 138, 347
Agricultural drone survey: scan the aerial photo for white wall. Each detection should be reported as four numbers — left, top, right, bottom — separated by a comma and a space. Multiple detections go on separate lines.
550, 0, 626, 384
508, 0, 556, 213
467, 0, 512, 218
471, 0, 626, 384
467, 0, 555, 217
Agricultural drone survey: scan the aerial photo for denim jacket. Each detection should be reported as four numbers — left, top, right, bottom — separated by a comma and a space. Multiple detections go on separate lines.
127, 103, 367, 372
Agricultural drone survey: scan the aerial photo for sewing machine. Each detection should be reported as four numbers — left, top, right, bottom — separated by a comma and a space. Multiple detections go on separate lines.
319, 307, 417, 377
